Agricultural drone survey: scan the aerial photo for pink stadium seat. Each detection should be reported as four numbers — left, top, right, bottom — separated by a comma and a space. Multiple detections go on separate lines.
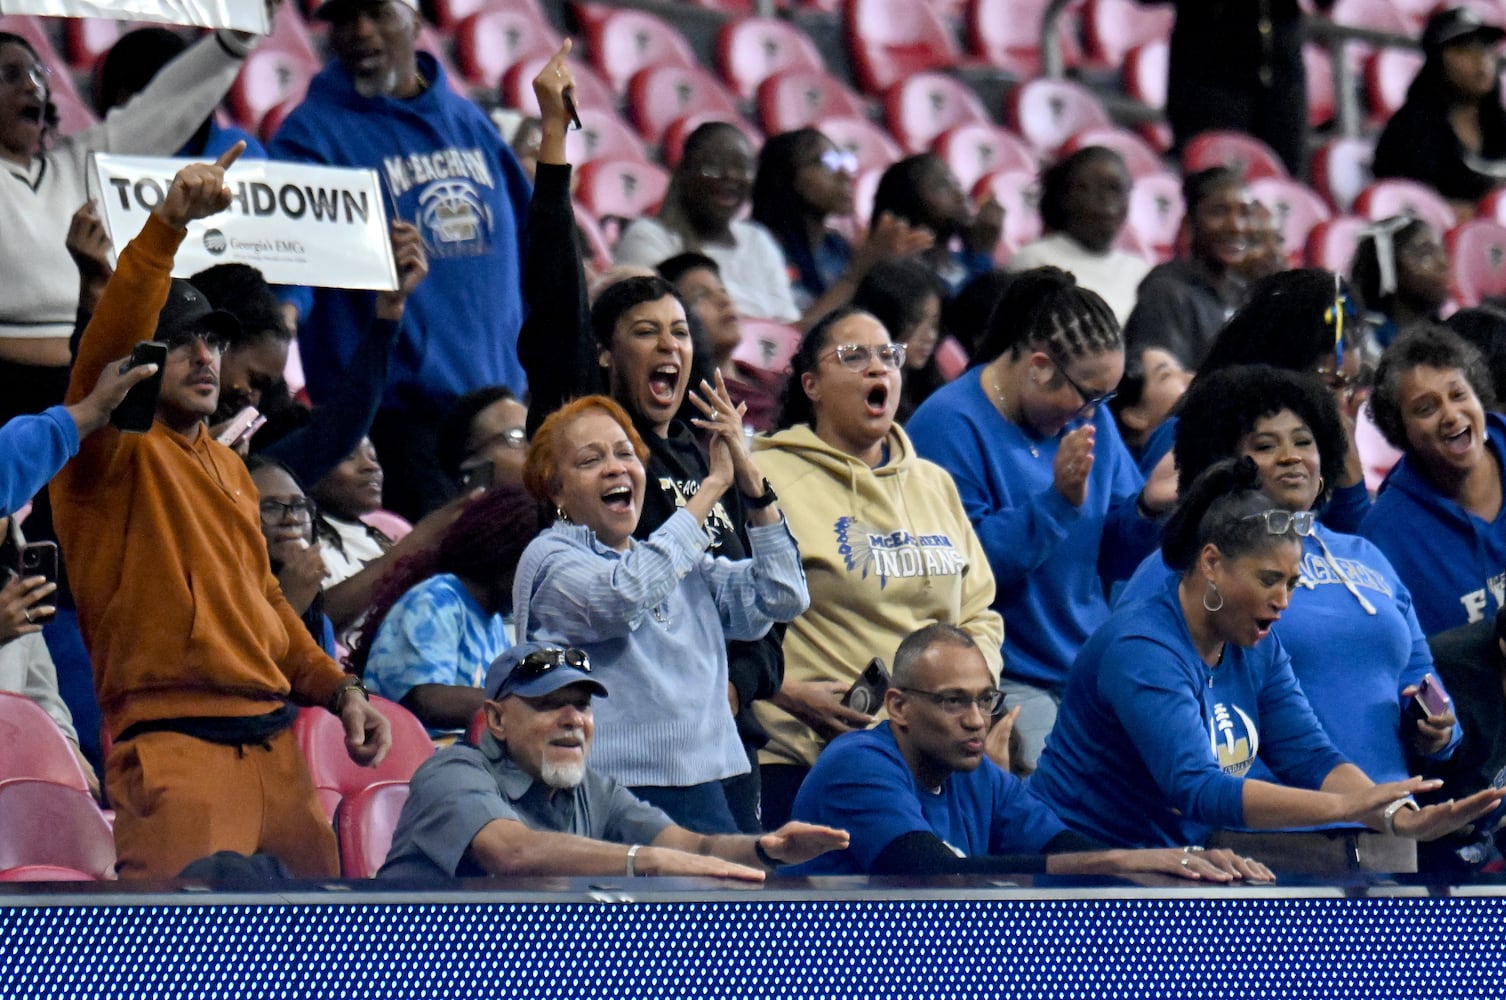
228, 48, 317, 135
1125, 170, 1185, 261
1182, 129, 1288, 180
64, 18, 129, 72
433, 0, 546, 32
416, 25, 468, 97
688, 0, 758, 11
0, 692, 91, 793
1060, 126, 1163, 179
627, 64, 743, 143
502, 55, 616, 119
1123, 38, 1168, 109
757, 69, 868, 133
717, 17, 826, 101
1355, 179, 1458, 234
0, 864, 97, 882
454, 7, 562, 89
1447, 218, 1506, 307
1479, 187, 1506, 226
845, 0, 963, 95
1083, 0, 1173, 68
566, 107, 651, 166
933, 123, 1037, 194
574, 158, 672, 235
1304, 215, 1369, 272
1304, 44, 1336, 127
1365, 47, 1424, 122
265, 2, 320, 65
359, 509, 413, 543
884, 72, 992, 155
293, 695, 433, 822
815, 115, 904, 172
0, 779, 115, 880
335, 780, 409, 878
967, 0, 1085, 76
732, 319, 803, 375
582, 7, 699, 94
1006, 78, 1111, 155
1330, 0, 1413, 34
1311, 135, 1375, 213
972, 169, 1043, 263
933, 336, 970, 381
575, 198, 621, 265
1249, 176, 1333, 268
661, 114, 762, 170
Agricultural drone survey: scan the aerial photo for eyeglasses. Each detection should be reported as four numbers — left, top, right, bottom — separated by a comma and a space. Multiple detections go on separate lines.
1241, 509, 1316, 536
468, 427, 528, 456
897, 687, 1005, 716
817, 148, 859, 176
515, 647, 592, 683
821, 342, 907, 371
259, 497, 318, 523
692, 163, 754, 183
0, 63, 49, 90
1048, 354, 1117, 417
165, 330, 228, 356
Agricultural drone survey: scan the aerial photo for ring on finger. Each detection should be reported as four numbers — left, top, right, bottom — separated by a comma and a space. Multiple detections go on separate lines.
23, 609, 32, 623
1182, 846, 1204, 854
1179, 856, 1191, 868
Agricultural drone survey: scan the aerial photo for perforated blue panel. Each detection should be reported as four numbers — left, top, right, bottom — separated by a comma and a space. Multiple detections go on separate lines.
5, 896, 1506, 998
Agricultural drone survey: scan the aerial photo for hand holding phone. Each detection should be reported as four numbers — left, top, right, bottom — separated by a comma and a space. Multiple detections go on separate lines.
110, 341, 168, 433
842, 658, 891, 715
215, 406, 266, 449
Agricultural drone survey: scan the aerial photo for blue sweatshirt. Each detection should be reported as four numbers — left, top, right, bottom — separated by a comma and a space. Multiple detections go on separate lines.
906, 368, 1158, 689
1030, 577, 1349, 847
0, 407, 77, 516
1359, 411, 1506, 635
1118, 526, 1458, 789
268, 52, 531, 412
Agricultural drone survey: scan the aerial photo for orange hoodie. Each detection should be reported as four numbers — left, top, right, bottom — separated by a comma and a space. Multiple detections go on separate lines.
54, 214, 346, 737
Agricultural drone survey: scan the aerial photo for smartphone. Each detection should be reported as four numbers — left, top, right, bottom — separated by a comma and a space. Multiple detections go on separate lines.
1414, 673, 1451, 718
563, 89, 582, 131
16, 542, 58, 623
458, 460, 495, 492
110, 341, 168, 434
216, 406, 266, 448
842, 657, 890, 714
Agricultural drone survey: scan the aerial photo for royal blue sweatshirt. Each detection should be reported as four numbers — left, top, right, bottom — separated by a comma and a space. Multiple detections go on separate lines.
0, 407, 76, 516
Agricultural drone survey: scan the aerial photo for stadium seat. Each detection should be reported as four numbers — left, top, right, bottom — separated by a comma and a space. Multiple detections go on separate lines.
1125, 170, 1185, 261
1181, 129, 1288, 180
572, 199, 618, 267
565, 107, 651, 165
1365, 47, 1424, 122
967, 0, 1085, 77
757, 69, 868, 134
717, 17, 826, 101
454, 7, 562, 89
433, 0, 547, 32
1082, 0, 1173, 68
627, 64, 743, 143
933, 336, 969, 381
0, 692, 92, 793
502, 55, 616, 120
687, 0, 758, 12
1310, 135, 1375, 213
884, 71, 992, 154
1060, 126, 1163, 179
845, 0, 963, 95
1006, 78, 1111, 155
228, 48, 318, 135
574, 158, 672, 241
335, 780, 409, 878
581, 7, 699, 94
1249, 176, 1333, 268
932, 123, 1037, 194
1447, 218, 1506, 307
1122, 38, 1168, 109
0, 864, 97, 882
972, 169, 1043, 263
1304, 215, 1369, 272
1479, 188, 1506, 226
815, 115, 904, 172
293, 695, 433, 822
64, 18, 133, 72
0, 779, 115, 880
417, 25, 468, 97
1304, 44, 1335, 127
732, 319, 803, 376
1355, 179, 1458, 235
1330, 0, 1414, 33
661, 114, 762, 170
265, 2, 321, 65
359, 509, 413, 543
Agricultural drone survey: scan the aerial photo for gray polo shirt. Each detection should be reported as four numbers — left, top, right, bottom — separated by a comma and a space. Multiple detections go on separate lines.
377, 732, 675, 880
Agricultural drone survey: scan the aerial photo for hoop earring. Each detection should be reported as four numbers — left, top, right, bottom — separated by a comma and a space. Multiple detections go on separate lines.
1316, 475, 1326, 496
1203, 580, 1224, 613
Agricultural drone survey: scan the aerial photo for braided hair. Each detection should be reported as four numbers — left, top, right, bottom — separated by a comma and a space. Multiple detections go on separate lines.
972, 266, 1121, 366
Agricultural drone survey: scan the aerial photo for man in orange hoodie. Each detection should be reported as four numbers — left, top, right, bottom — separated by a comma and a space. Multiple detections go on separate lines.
53, 145, 393, 879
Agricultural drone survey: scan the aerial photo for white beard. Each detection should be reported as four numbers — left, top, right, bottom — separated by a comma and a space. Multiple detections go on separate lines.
540, 759, 586, 790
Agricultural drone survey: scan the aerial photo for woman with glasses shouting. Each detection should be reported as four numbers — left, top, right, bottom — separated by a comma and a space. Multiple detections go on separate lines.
1116, 365, 1463, 873
749, 306, 1004, 828
905, 267, 1173, 771
1031, 457, 1506, 861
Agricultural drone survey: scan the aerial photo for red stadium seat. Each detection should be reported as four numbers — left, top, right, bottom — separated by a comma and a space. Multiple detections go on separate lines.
1330, 0, 1414, 33
845, 0, 963, 95
757, 69, 868, 133
1123, 38, 1168, 109
565, 107, 651, 165
416, 25, 468, 97
433, 0, 546, 33
933, 336, 970, 381
967, 0, 1085, 76
884, 71, 992, 154
1479, 187, 1506, 226
335, 780, 409, 878
503, 55, 616, 120
1304, 44, 1336, 127
574, 158, 671, 238
582, 7, 699, 94
293, 695, 433, 822
1365, 47, 1424, 122
228, 48, 318, 135
661, 113, 762, 170
1060, 126, 1163, 179
717, 17, 826, 101
573, 200, 617, 267
64, 18, 132, 72
1182, 129, 1288, 180
732, 319, 803, 375
815, 115, 904, 172
972, 169, 1043, 263
933, 123, 1038, 194
1125, 170, 1185, 261
1083, 0, 1173, 68
0, 779, 115, 880
265, 2, 320, 65
1447, 218, 1506, 307
1304, 215, 1369, 272
1006, 78, 1111, 155
627, 64, 743, 143
1249, 176, 1333, 268
1355, 179, 1458, 235
0, 692, 92, 793
0, 864, 98, 882
1311, 135, 1375, 214
454, 7, 562, 89
359, 509, 413, 543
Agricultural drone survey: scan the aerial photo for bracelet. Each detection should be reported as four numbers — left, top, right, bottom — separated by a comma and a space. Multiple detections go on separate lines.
329, 676, 368, 715
741, 478, 779, 510
754, 839, 779, 869
1382, 796, 1420, 837
625, 843, 642, 877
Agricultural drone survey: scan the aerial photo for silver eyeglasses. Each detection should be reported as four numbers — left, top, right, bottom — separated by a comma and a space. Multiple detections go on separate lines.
822, 342, 907, 371
1241, 509, 1315, 536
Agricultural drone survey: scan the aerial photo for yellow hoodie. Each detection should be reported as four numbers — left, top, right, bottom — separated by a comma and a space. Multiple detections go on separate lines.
752, 423, 1003, 768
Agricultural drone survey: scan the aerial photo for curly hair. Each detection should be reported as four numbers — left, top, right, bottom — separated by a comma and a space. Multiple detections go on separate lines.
1173, 365, 1348, 503
1201, 268, 1363, 376
188, 263, 291, 347
972, 266, 1121, 365
1162, 457, 1303, 573
1367, 324, 1496, 450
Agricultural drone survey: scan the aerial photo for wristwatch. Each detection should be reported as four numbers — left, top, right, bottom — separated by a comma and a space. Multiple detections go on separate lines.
742, 478, 779, 510
329, 676, 369, 714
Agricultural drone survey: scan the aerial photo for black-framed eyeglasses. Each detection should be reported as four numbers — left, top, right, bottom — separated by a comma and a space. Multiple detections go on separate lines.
1048, 354, 1117, 417
1241, 509, 1315, 536
515, 647, 592, 683
821, 342, 907, 371
897, 686, 1004, 716
0, 63, 49, 90
259, 497, 318, 524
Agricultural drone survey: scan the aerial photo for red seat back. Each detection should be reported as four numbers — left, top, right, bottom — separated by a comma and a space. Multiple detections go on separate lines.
1060, 126, 1163, 179
815, 115, 904, 173
933, 123, 1038, 194
228, 48, 318, 135
335, 780, 410, 878
454, 7, 562, 89
1448, 219, 1506, 308
884, 71, 991, 154
717, 17, 826, 101
627, 64, 742, 143
503, 55, 616, 120
1311, 135, 1375, 214
1304, 215, 1369, 272
732, 319, 803, 375
758, 69, 868, 133
1364, 47, 1424, 122
1007, 78, 1110, 155
845, 0, 962, 95
1123, 38, 1168, 109
293, 694, 433, 812
584, 8, 699, 93
1303, 44, 1336, 128
574, 158, 672, 235
0, 692, 91, 792
1125, 170, 1185, 261
566, 107, 651, 166
972, 169, 1043, 263
1355, 179, 1458, 235
0, 779, 115, 879
1083, 0, 1173, 67
1181, 129, 1288, 180
967, 0, 1085, 76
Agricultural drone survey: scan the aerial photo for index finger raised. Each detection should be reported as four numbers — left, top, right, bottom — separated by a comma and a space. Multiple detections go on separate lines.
214, 140, 248, 171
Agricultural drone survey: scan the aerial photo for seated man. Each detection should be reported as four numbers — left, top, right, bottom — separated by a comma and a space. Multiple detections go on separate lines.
379, 642, 849, 880
786, 624, 1273, 882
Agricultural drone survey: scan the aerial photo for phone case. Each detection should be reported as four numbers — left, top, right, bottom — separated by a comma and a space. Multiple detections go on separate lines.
110, 342, 169, 434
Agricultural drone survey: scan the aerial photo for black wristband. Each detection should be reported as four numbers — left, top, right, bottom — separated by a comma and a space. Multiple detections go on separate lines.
754, 839, 779, 869
742, 478, 778, 510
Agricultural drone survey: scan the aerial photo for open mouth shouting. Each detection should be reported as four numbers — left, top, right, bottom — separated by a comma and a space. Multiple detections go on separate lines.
601, 483, 634, 513
647, 364, 681, 408
865, 382, 891, 418
1253, 615, 1278, 642
1442, 422, 1475, 458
